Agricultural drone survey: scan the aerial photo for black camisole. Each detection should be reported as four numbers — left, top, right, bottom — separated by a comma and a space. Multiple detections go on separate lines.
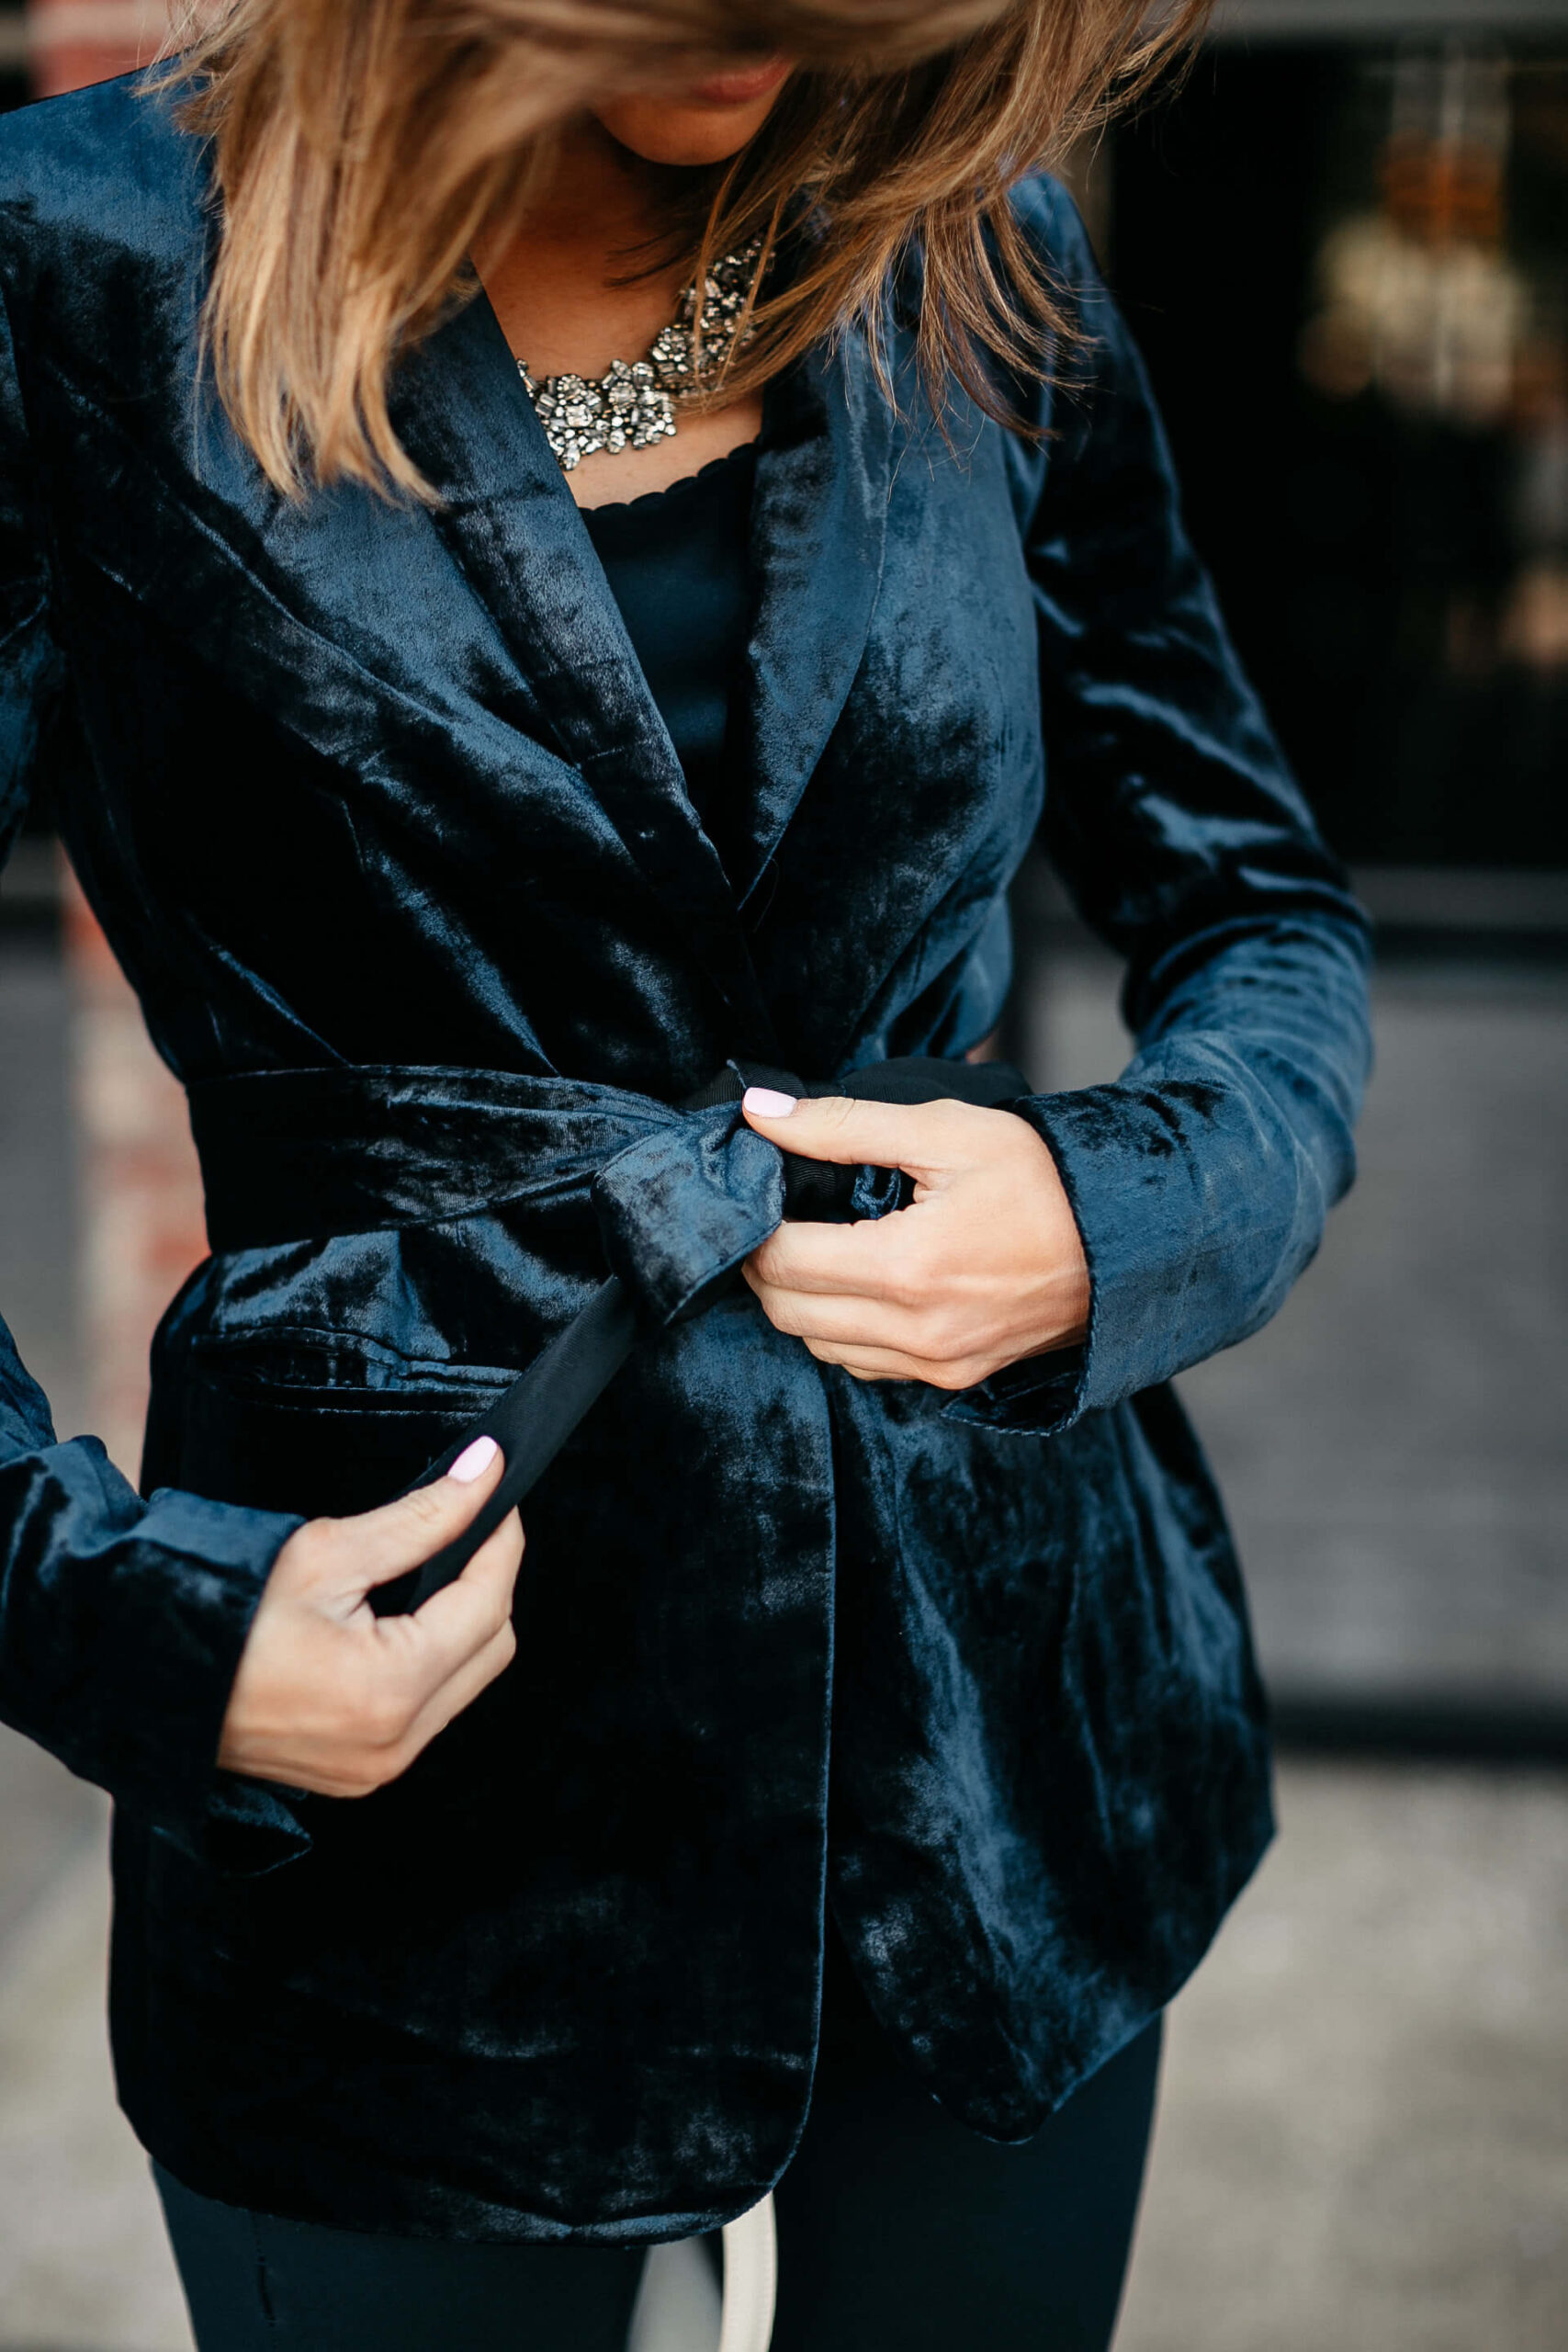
579, 441, 758, 824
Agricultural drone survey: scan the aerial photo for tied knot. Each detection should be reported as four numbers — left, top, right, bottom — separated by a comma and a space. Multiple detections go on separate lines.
592, 1101, 787, 1329
589, 1053, 1021, 1330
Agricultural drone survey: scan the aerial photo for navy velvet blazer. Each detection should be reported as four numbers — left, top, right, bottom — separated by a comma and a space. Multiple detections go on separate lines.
0, 75, 1371, 2242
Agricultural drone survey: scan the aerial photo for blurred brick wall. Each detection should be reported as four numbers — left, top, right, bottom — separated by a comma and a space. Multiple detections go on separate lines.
27, 0, 169, 96
62, 868, 206, 1483
33, 0, 205, 1486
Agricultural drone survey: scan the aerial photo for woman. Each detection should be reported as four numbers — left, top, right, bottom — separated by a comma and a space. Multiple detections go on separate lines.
0, 1, 1371, 2345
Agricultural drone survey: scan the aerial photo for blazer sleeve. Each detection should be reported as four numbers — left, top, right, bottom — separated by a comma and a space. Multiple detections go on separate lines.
950, 182, 1372, 1438
0, 272, 305, 1864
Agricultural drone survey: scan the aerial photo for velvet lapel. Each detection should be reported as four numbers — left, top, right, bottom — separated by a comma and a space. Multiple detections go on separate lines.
389, 286, 781, 1057
722, 333, 893, 913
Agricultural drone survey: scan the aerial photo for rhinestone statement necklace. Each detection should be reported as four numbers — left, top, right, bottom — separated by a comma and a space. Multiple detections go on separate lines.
517, 239, 762, 473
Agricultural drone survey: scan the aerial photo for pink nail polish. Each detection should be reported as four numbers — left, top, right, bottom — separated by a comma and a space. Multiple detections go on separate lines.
447, 1435, 499, 1484
744, 1086, 797, 1118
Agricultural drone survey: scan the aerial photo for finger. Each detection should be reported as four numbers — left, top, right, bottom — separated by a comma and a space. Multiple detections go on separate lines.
388, 1617, 519, 1772
741, 1088, 965, 1177
374, 1506, 524, 1711
304, 1614, 520, 1801
744, 1272, 929, 1354
287, 1519, 523, 1792
746, 1215, 922, 1300
404, 1504, 524, 1662
802, 1336, 963, 1384
321, 1435, 511, 1596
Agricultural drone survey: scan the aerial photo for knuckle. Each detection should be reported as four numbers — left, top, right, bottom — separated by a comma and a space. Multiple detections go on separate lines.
886, 1268, 931, 1314
322, 1746, 388, 1798
280, 1517, 338, 1582
752, 1285, 797, 1335
400, 1481, 455, 1532
357, 1680, 415, 1750
476, 1514, 522, 1576
482, 1585, 518, 1642
877, 1237, 930, 1313
361, 1716, 426, 1788
931, 1310, 973, 1362
378, 1735, 423, 1787
903, 1306, 951, 1360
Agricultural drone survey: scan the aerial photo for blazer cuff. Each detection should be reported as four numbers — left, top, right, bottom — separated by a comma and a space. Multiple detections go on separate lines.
102, 1479, 308, 1871
941, 1343, 1089, 1439
1007, 1084, 1224, 1419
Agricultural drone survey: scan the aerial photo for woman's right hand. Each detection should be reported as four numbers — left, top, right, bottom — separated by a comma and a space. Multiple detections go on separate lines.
217, 1435, 523, 1798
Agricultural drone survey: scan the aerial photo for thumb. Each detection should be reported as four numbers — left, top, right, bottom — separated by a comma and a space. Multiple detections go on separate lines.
741, 1086, 944, 1175
330, 1435, 510, 1593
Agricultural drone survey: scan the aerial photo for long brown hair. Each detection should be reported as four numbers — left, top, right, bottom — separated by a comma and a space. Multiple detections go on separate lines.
167, 0, 1210, 500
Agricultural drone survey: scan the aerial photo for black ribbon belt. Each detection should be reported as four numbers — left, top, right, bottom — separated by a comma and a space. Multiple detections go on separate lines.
188, 1054, 1028, 1613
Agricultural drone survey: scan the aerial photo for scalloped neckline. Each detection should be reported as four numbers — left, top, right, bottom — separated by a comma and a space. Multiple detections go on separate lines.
576, 439, 760, 524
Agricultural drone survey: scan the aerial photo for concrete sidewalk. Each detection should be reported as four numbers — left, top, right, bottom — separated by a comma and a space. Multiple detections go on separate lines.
1119, 1760, 1568, 2352
0, 1749, 1564, 2350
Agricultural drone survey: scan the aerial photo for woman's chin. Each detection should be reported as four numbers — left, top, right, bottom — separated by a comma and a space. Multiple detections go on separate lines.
592, 62, 794, 168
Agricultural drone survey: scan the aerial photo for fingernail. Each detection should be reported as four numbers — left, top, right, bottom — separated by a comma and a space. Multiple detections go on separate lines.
447, 1435, 499, 1484
744, 1087, 797, 1118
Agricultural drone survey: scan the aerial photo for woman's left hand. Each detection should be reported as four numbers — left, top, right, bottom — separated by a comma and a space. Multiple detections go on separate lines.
740, 1089, 1090, 1389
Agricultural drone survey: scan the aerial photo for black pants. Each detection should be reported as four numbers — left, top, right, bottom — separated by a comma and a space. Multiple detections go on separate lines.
156, 1938, 1161, 2352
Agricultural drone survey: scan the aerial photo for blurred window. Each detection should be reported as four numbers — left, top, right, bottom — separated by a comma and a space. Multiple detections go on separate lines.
1110, 34, 1568, 869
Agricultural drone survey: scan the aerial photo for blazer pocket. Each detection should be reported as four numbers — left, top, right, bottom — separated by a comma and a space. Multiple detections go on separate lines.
171, 1332, 517, 1522
164, 1334, 530, 1846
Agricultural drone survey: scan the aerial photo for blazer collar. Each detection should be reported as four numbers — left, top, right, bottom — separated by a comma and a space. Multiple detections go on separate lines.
719, 335, 893, 911
388, 288, 778, 1054
389, 277, 892, 1042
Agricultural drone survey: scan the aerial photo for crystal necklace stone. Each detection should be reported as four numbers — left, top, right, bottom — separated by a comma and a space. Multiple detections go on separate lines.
517, 239, 762, 473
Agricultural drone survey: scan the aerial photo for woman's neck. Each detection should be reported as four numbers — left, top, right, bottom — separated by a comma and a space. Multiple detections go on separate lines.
476, 113, 763, 508
507, 113, 684, 285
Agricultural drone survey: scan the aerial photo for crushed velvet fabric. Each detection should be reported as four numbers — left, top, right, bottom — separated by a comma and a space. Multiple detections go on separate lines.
0, 75, 1371, 2243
